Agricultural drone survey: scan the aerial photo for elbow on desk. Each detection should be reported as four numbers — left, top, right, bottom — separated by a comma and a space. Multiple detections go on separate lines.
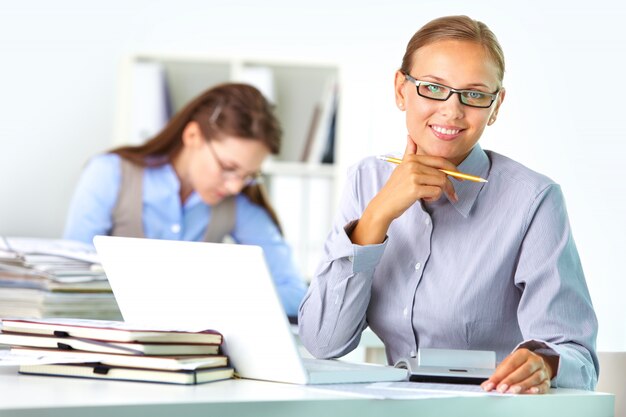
298, 335, 353, 360
297, 322, 359, 360
297, 295, 363, 359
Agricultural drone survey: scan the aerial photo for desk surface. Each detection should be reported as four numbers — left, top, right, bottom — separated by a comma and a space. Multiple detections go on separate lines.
0, 366, 613, 417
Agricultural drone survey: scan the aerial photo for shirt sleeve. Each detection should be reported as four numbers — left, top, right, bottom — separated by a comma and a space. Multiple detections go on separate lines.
231, 194, 307, 317
514, 184, 599, 390
298, 167, 387, 359
63, 154, 122, 245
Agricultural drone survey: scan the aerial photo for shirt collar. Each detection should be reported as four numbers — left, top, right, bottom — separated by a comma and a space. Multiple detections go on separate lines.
162, 163, 203, 208
448, 144, 490, 218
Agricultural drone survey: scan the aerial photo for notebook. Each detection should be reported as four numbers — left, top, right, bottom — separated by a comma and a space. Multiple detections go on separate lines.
93, 236, 407, 385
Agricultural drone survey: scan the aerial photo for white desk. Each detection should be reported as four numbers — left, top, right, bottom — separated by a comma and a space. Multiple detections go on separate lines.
0, 366, 614, 417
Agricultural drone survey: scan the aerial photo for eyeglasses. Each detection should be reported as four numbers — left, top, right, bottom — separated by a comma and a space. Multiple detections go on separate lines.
403, 73, 499, 109
206, 140, 262, 187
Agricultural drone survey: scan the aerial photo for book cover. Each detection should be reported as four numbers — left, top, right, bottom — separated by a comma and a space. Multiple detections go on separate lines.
0, 332, 220, 356
11, 347, 227, 371
19, 362, 234, 385
1, 318, 222, 344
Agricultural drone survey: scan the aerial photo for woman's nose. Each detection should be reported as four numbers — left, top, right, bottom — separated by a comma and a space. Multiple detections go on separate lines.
222, 176, 245, 194
437, 93, 465, 119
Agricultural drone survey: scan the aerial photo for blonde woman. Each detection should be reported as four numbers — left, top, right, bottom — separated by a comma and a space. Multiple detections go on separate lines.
299, 16, 597, 393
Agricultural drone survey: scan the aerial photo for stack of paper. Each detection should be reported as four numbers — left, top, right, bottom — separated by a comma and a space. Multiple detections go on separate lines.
0, 237, 121, 319
0, 318, 234, 385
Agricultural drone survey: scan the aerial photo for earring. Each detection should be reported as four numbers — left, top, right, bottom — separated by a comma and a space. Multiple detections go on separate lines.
398, 102, 404, 110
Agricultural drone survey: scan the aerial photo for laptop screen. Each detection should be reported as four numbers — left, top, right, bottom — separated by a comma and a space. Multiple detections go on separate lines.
93, 236, 308, 383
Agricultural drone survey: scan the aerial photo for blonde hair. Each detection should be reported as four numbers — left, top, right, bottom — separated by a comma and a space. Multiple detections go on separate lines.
400, 15, 505, 86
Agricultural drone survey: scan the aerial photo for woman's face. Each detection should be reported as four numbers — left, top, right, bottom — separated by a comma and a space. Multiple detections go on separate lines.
183, 124, 270, 205
395, 40, 505, 165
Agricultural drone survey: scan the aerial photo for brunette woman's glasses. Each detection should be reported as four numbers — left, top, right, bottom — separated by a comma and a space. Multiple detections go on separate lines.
206, 140, 262, 187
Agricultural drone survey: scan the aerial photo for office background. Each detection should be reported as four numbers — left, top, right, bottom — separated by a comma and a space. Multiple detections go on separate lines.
0, 0, 624, 353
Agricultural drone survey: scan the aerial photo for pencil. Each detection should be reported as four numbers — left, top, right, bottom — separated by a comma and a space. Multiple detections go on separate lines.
376, 155, 488, 183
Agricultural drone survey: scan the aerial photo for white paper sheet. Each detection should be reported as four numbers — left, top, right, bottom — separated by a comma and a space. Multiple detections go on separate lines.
311, 381, 510, 399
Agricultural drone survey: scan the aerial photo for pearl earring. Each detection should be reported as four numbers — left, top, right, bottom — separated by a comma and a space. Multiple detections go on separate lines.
398, 102, 404, 109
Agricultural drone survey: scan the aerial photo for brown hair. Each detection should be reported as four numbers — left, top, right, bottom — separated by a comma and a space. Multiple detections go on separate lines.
110, 83, 284, 233
400, 15, 505, 86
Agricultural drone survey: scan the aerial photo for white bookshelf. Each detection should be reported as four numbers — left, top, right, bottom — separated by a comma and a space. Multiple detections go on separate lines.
113, 53, 341, 281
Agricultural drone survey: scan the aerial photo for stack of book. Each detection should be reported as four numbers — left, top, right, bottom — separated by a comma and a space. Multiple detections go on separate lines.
0, 318, 233, 385
0, 237, 121, 319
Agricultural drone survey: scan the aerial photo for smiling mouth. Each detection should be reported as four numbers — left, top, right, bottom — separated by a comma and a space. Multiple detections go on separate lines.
431, 125, 462, 135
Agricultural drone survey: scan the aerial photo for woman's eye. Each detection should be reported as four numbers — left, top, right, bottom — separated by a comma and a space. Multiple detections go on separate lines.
427, 84, 441, 93
467, 91, 484, 99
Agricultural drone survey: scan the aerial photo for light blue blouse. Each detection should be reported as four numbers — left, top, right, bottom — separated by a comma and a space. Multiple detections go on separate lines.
64, 153, 307, 316
299, 145, 598, 390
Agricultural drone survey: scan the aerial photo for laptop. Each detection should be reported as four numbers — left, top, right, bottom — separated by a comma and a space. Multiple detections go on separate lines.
93, 236, 407, 385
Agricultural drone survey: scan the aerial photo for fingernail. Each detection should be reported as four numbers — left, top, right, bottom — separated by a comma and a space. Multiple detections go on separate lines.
529, 387, 539, 394
482, 382, 494, 391
497, 384, 508, 393
507, 385, 522, 394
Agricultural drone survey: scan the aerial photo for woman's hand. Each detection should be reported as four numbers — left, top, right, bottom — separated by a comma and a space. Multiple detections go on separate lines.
481, 348, 558, 394
375, 135, 459, 217
350, 135, 459, 245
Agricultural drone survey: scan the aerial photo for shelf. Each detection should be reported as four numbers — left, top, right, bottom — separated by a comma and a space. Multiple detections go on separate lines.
114, 53, 341, 282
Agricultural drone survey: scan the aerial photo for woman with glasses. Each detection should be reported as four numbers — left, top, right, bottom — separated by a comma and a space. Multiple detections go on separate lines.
299, 16, 598, 393
63, 83, 306, 316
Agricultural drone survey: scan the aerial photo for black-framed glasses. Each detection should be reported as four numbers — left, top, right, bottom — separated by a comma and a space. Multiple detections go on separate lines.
403, 72, 499, 108
206, 140, 262, 187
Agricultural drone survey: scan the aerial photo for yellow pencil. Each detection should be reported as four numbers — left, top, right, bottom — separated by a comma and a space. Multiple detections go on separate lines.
376, 155, 488, 183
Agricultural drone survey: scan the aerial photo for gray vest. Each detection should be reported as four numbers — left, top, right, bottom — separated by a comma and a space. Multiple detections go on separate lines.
111, 158, 235, 242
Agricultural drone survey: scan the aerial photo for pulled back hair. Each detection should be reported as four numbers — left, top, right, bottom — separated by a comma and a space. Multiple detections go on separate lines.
400, 15, 505, 86
110, 83, 284, 233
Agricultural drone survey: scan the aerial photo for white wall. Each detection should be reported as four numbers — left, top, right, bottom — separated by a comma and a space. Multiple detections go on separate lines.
0, 0, 624, 350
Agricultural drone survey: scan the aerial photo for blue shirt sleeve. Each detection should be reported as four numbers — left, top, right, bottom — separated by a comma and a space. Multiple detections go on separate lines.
232, 194, 307, 317
63, 154, 122, 245
513, 184, 599, 390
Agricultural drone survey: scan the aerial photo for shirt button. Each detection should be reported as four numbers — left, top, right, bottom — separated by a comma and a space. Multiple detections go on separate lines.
403, 307, 408, 317
414, 262, 421, 270
424, 218, 431, 226
410, 350, 416, 357
171, 224, 181, 233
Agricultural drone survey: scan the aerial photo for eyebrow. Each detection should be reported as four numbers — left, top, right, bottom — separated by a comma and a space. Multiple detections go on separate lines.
419, 75, 492, 90
221, 156, 258, 176
214, 148, 241, 170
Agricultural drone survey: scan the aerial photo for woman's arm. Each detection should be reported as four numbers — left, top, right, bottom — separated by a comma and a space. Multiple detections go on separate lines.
482, 184, 598, 393
63, 154, 122, 244
297, 166, 385, 358
232, 195, 307, 317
